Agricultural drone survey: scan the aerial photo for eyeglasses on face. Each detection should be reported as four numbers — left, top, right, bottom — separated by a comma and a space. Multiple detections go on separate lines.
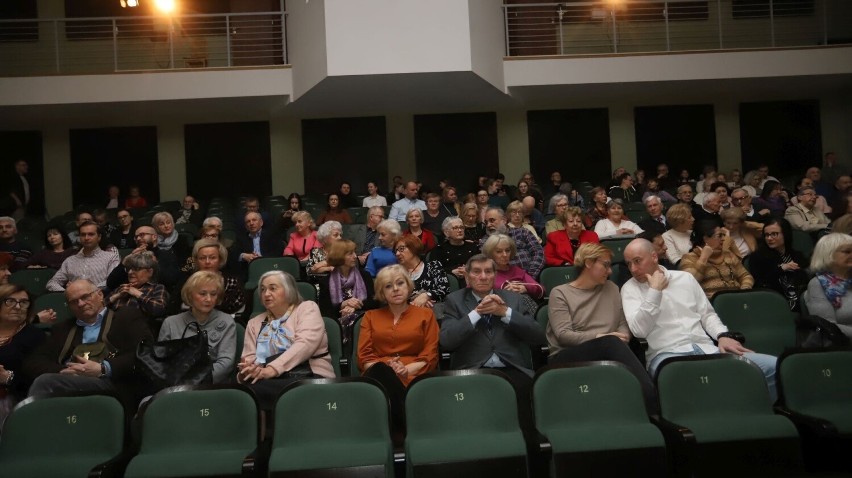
3, 298, 30, 308
763, 231, 781, 239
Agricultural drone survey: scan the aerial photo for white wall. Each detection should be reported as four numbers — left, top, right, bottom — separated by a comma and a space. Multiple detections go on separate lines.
468, 0, 506, 92
286, 0, 329, 99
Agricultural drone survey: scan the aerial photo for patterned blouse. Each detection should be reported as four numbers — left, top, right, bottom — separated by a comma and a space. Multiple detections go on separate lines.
411, 260, 451, 301
111, 281, 169, 319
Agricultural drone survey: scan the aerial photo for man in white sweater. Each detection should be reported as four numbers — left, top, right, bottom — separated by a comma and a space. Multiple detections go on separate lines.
620, 238, 777, 400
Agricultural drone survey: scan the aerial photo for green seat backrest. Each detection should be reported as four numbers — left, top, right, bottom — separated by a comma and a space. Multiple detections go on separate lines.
0, 394, 124, 476
791, 229, 814, 261
9, 268, 56, 297
711, 290, 796, 356
350, 316, 364, 376
534, 364, 664, 451
447, 274, 460, 293
779, 350, 852, 430
297, 281, 317, 302
125, 388, 258, 478
540, 266, 579, 297
33, 292, 72, 323
535, 306, 549, 331
601, 238, 632, 264
324, 317, 343, 377
234, 322, 246, 364
245, 257, 301, 290
270, 380, 392, 473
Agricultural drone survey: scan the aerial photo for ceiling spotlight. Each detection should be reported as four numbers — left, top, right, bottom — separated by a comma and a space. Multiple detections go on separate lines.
120, 0, 139, 7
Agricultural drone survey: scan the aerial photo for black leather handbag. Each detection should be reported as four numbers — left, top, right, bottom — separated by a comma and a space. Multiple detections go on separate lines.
135, 321, 213, 390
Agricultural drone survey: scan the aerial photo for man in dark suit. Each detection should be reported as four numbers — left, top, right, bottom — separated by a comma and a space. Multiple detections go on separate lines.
24, 279, 153, 411
440, 254, 545, 389
233, 211, 283, 279
637, 195, 670, 236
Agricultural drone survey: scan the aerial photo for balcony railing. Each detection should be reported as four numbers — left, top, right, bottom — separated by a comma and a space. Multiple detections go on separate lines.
0, 11, 287, 76
503, 0, 851, 56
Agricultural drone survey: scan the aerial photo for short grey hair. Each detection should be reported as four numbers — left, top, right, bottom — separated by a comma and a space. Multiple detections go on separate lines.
0, 216, 16, 226
376, 219, 401, 237
317, 221, 342, 243
644, 195, 662, 206
810, 233, 852, 273
257, 270, 302, 307
202, 216, 223, 229
151, 211, 174, 227
442, 216, 463, 235
122, 251, 159, 280
702, 192, 719, 207
547, 194, 568, 214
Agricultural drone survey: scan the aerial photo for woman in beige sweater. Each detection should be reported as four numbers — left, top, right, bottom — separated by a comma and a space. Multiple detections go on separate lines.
547, 243, 657, 413
679, 218, 754, 299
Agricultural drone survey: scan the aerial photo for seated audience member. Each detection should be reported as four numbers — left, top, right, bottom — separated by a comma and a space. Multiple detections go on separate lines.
46, 222, 120, 292
278, 193, 303, 232
25, 226, 76, 270
805, 233, 852, 338
727, 169, 744, 190
152, 212, 191, 265
422, 193, 449, 237
440, 186, 461, 217
431, 217, 479, 287
593, 199, 644, 239
461, 202, 485, 243
679, 218, 754, 299
107, 225, 179, 292
440, 254, 546, 400
753, 180, 789, 219
237, 271, 334, 409
637, 230, 674, 270
608, 173, 639, 203
318, 240, 376, 342
559, 182, 585, 209
547, 243, 657, 413
828, 176, 852, 216
661, 203, 694, 266
365, 219, 400, 277
355, 206, 385, 265
748, 218, 808, 309
0, 254, 10, 285
633, 169, 647, 196
486, 179, 509, 210
677, 169, 692, 184
542, 171, 562, 200
522, 196, 546, 237
0, 216, 32, 271
693, 171, 717, 205
201, 217, 234, 249
234, 211, 283, 277
67, 211, 94, 246
483, 235, 544, 311
731, 187, 770, 221
480, 207, 544, 279
92, 209, 115, 237
692, 192, 722, 222
506, 200, 541, 244
394, 236, 450, 309
124, 185, 148, 209
358, 265, 439, 430
174, 195, 203, 226
362, 181, 388, 208
105, 185, 122, 210
475, 189, 490, 223
25, 279, 153, 410
742, 170, 763, 198
282, 211, 320, 263
160, 271, 236, 384
403, 208, 436, 253
785, 185, 831, 233
516, 176, 544, 210
234, 197, 271, 234
637, 195, 670, 236
0, 284, 46, 424
109, 209, 135, 249
181, 239, 246, 316
545, 206, 600, 266
642, 178, 676, 204
710, 182, 732, 209
545, 194, 569, 235
337, 182, 359, 210
389, 181, 426, 221
585, 187, 610, 230
306, 221, 342, 281
107, 252, 168, 321
831, 213, 852, 235
792, 175, 832, 216
317, 193, 352, 226
721, 207, 761, 259
621, 239, 778, 400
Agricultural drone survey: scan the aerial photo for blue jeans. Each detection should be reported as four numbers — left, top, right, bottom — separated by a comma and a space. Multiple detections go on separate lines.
648, 344, 777, 403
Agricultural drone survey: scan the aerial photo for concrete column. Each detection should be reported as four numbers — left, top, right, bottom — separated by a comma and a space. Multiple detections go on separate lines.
714, 100, 743, 175
496, 110, 530, 182
385, 114, 416, 187
156, 123, 186, 201
608, 105, 637, 173
42, 126, 72, 217
270, 118, 304, 195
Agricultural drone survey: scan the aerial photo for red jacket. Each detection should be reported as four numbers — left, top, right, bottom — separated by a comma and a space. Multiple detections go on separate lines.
544, 230, 600, 266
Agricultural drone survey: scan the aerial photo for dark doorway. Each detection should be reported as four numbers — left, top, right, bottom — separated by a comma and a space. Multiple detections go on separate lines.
634, 104, 717, 179
70, 126, 159, 208
185, 121, 272, 202
739, 100, 821, 179
414, 112, 499, 196
0, 130, 44, 216
527, 108, 612, 187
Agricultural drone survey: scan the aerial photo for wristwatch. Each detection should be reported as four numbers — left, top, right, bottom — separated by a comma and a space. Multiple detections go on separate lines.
717, 331, 745, 344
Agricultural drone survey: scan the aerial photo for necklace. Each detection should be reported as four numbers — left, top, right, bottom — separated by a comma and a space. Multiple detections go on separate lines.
0, 322, 25, 347
408, 260, 423, 274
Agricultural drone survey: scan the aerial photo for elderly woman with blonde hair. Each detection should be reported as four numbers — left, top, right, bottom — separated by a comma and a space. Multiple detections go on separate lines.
306, 220, 343, 280
159, 271, 236, 383
805, 233, 852, 339
151, 211, 190, 260
365, 219, 400, 277
283, 211, 320, 263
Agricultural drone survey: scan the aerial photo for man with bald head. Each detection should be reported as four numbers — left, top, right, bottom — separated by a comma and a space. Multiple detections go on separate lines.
620, 238, 777, 400
24, 279, 152, 407
233, 211, 283, 279
389, 181, 426, 221
521, 195, 545, 237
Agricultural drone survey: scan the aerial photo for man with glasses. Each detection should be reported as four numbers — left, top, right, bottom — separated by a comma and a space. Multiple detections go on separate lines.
106, 225, 179, 292
480, 207, 544, 279
356, 206, 386, 265
731, 188, 770, 220
785, 185, 830, 232
24, 279, 152, 409
46, 221, 119, 292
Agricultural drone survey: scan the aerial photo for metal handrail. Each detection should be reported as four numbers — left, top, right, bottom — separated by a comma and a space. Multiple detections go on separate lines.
0, 11, 288, 76
502, 0, 847, 57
